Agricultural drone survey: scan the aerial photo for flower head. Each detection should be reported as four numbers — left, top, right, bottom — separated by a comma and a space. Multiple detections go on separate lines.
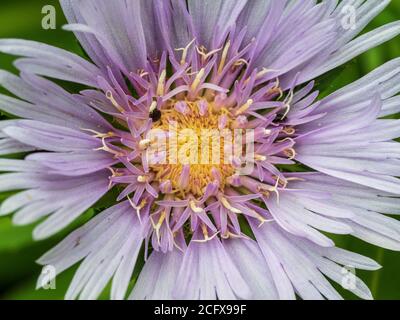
1, 0, 400, 300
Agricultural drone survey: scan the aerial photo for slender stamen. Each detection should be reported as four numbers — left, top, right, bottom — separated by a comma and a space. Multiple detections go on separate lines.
270, 78, 283, 99
81, 128, 116, 139
149, 100, 157, 113
107, 167, 122, 190
257, 216, 275, 228
106, 91, 125, 113
138, 69, 149, 77
256, 68, 277, 79
139, 138, 152, 150
128, 196, 147, 223
220, 196, 242, 214
192, 224, 220, 243
190, 68, 205, 92
190, 200, 204, 213
175, 38, 196, 65
235, 99, 253, 116
95, 137, 124, 157
157, 69, 167, 96
255, 154, 267, 162
233, 58, 249, 68
151, 211, 166, 242
281, 89, 294, 120
196, 46, 222, 62
137, 175, 149, 183
283, 126, 296, 135
284, 148, 296, 160
218, 40, 231, 74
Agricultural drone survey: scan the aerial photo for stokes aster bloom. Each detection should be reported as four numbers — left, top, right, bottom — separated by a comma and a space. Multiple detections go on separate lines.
1, 0, 400, 300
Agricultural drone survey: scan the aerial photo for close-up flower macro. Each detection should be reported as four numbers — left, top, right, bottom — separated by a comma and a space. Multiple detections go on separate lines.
1, 0, 400, 302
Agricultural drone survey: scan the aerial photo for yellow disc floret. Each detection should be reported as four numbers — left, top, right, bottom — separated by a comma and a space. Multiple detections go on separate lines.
149, 98, 236, 198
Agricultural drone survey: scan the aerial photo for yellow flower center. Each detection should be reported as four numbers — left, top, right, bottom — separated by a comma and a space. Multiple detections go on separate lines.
149, 98, 236, 198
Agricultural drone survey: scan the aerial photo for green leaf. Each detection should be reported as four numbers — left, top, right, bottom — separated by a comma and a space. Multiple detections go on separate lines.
0, 218, 35, 252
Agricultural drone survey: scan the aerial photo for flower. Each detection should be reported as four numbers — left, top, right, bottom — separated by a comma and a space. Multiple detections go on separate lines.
0, 0, 400, 300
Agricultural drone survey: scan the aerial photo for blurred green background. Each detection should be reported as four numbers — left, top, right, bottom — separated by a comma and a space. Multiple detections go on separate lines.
0, 0, 399, 300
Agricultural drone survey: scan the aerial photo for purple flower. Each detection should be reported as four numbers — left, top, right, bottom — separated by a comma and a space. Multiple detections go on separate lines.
0, 0, 400, 300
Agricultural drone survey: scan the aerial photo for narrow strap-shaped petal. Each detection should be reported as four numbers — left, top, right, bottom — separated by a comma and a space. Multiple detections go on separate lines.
0, 39, 101, 86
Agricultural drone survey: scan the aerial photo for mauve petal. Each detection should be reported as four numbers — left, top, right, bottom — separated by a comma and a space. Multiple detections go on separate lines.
37, 200, 145, 300
62, 0, 147, 74
287, 172, 400, 251
174, 232, 251, 300
0, 71, 110, 131
0, 138, 35, 155
250, 221, 343, 300
248, 220, 296, 300
155, 0, 193, 53
32, 172, 109, 239
291, 235, 374, 300
3, 120, 100, 152
27, 151, 116, 176
223, 238, 279, 300
129, 249, 183, 300
0, 0, 396, 302
60, 0, 116, 71
0, 39, 100, 86
0, 159, 42, 172
188, 0, 247, 48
